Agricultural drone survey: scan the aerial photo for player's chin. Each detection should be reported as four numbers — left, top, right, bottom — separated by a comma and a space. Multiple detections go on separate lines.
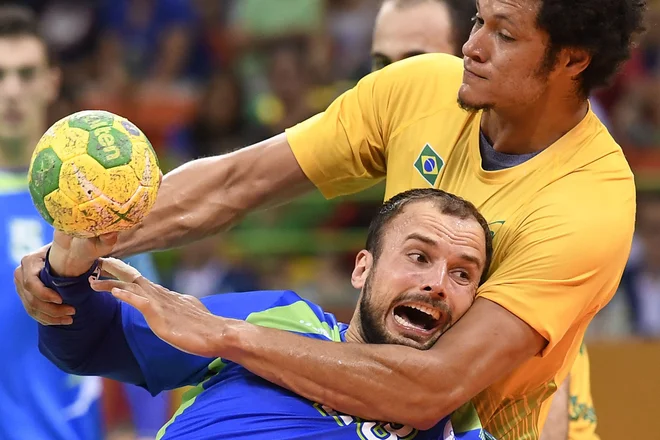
457, 86, 492, 112
385, 316, 444, 351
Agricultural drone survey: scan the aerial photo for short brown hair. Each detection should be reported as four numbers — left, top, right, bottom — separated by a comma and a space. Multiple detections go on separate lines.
0, 5, 53, 64
365, 188, 493, 284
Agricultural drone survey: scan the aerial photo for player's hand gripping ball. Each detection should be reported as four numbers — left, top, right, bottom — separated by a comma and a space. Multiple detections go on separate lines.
28, 110, 161, 237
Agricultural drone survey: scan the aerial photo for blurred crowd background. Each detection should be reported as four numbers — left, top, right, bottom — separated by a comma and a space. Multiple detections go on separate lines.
14, 0, 660, 436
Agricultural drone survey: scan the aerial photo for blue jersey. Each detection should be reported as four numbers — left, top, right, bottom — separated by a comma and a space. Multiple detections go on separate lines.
0, 171, 103, 440
0, 170, 168, 439
119, 289, 490, 440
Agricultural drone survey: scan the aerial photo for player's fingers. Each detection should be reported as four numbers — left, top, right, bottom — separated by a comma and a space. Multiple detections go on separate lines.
96, 232, 119, 254
32, 310, 74, 326
14, 268, 74, 319
89, 278, 142, 295
110, 287, 150, 312
19, 254, 64, 304
99, 257, 142, 283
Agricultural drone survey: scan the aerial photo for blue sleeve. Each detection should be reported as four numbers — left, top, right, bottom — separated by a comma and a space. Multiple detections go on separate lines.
122, 290, 301, 394
37, 254, 146, 385
40, 257, 300, 396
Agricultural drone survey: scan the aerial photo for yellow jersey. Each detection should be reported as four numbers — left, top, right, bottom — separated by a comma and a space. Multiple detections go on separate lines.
568, 345, 599, 440
285, 54, 635, 439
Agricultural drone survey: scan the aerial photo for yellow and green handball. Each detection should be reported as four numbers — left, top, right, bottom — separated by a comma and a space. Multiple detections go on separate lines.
28, 110, 161, 237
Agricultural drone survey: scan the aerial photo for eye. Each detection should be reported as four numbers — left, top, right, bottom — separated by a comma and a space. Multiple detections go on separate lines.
18, 67, 36, 82
471, 15, 484, 28
498, 33, 515, 42
452, 270, 471, 284
409, 253, 428, 264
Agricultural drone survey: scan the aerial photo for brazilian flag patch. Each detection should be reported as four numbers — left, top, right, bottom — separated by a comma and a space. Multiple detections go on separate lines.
414, 144, 444, 186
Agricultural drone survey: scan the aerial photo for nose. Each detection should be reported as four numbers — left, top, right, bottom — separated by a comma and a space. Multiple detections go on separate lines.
462, 27, 487, 64
420, 267, 448, 300
0, 72, 22, 99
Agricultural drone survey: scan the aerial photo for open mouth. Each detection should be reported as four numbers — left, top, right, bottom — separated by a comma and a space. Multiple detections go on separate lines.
392, 303, 444, 333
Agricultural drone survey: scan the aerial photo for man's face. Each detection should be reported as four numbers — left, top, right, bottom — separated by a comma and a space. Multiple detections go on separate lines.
0, 36, 57, 143
458, 0, 553, 111
351, 201, 487, 350
371, 0, 456, 71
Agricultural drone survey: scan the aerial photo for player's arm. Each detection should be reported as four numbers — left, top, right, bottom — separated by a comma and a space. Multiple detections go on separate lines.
112, 189, 633, 429
111, 133, 313, 257
218, 195, 632, 429
16, 52, 406, 325
540, 376, 570, 440
37, 232, 214, 393
113, 51, 424, 257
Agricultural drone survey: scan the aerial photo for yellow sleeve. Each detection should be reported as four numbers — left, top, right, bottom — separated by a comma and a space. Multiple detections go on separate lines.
285, 53, 464, 199
478, 184, 635, 356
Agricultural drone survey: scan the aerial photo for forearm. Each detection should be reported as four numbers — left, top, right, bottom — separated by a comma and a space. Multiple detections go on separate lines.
217, 299, 544, 431
222, 321, 461, 430
38, 257, 144, 384
112, 134, 312, 257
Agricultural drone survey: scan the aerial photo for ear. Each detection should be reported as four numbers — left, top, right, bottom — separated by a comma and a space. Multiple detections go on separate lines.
560, 47, 591, 79
45, 66, 61, 105
351, 250, 373, 290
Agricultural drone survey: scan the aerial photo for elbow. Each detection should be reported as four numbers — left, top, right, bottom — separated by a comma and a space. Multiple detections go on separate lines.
405, 389, 465, 431
38, 339, 87, 376
409, 412, 446, 431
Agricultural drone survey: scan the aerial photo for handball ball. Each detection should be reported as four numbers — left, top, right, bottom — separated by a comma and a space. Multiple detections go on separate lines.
28, 110, 161, 238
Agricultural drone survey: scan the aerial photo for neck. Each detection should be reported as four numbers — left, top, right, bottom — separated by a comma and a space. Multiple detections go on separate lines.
481, 94, 589, 155
344, 314, 366, 344
0, 134, 37, 169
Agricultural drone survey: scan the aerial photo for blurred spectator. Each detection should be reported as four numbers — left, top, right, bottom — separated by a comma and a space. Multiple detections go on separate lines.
629, 193, 660, 337
228, 0, 327, 105
172, 237, 260, 298
325, 0, 378, 81
168, 71, 267, 161
95, 0, 200, 93
253, 44, 316, 135
613, 81, 660, 148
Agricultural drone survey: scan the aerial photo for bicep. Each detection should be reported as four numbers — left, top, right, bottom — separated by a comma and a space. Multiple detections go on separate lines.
236, 133, 315, 209
431, 298, 546, 407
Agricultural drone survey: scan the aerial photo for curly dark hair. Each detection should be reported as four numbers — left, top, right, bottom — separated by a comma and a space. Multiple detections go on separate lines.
537, 0, 647, 97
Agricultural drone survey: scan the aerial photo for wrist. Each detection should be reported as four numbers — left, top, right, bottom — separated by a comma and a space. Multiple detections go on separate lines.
44, 250, 100, 286
48, 243, 97, 278
215, 318, 253, 361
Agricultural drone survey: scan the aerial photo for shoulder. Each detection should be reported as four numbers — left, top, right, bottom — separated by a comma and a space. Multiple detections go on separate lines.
372, 53, 465, 109
203, 291, 345, 341
368, 53, 469, 137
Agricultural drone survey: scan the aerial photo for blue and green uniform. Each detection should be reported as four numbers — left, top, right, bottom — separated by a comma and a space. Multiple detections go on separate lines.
0, 169, 167, 439
38, 258, 492, 440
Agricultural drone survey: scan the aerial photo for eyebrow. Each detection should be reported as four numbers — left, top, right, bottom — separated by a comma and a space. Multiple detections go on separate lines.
405, 233, 437, 247
493, 13, 519, 28
406, 233, 484, 269
457, 253, 483, 270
